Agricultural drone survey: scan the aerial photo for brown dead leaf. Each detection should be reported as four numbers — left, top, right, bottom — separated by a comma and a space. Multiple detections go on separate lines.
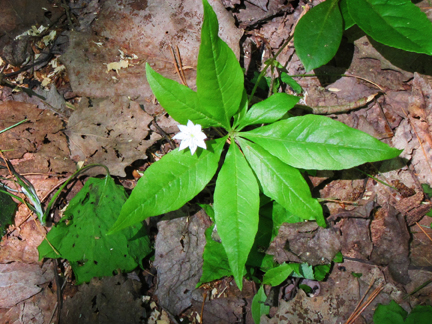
154, 210, 210, 315
262, 259, 405, 324
267, 222, 342, 266
0, 101, 76, 174
392, 73, 432, 186
66, 96, 161, 176
61, 0, 242, 115
370, 204, 411, 284
60, 273, 145, 324
0, 0, 63, 66
0, 261, 53, 308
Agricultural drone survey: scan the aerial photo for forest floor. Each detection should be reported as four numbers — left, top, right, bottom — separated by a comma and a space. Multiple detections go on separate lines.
0, 0, 432, 323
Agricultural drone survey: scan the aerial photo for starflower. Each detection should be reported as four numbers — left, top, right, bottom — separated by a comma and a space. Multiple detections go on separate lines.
173, 120, 207, 155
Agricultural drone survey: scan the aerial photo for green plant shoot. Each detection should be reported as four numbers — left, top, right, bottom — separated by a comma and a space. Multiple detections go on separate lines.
109, 0, 401, 290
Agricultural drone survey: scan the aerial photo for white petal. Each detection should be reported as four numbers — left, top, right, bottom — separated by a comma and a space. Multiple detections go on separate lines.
177, 124, 189, 133
189, 142, 198, 155
178, 139, 190, 151
195, 139, 207, 150
173, 132, 186, 140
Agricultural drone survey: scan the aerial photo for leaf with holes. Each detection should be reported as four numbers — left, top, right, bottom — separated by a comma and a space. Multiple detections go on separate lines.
38, 176, 151, 284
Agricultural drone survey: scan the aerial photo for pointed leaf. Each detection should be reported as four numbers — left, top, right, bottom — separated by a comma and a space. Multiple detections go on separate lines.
339, 0, 355, 30
238, 93, 299, 130
294, 0, 343, 71
198, 223, 233, 287
280, 72, 303, 93
146, 64, 222, 128
262, 263, 300, 286
251, 286, 270, 324
373, 300, 407, 324
197, 0, 244, 129
238, 139, 325, 226
348, 0, 432, 55
214, 142, 260, 290
241, 115, 401, 170
38, 176, 151, 284
0, 191, 16, 235
110, 138, 226, 233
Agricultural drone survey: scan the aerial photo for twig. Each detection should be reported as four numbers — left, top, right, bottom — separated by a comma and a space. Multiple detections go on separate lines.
345, 280, 384, 324
175, 46, 188, 87
416, 221, 432, 242
311, 92, 381, 115
200, 292, 207, 324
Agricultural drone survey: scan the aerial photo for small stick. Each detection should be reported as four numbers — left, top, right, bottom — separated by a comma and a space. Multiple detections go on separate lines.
200, 292, 207, 324
416, 222, 432, 242
175, 45, 188, 87
312, 93, 380, 115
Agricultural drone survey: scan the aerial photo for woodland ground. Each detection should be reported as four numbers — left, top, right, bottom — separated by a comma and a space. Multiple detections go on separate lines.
0, 0, 432, 323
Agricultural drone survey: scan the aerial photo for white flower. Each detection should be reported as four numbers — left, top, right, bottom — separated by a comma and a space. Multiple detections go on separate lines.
173, 120, 207, 155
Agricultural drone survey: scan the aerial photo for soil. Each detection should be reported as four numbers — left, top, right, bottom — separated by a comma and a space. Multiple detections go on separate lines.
0, 1, 431, 323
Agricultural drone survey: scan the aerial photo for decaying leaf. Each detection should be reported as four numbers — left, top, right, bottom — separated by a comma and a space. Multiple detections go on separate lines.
154, 210, 210, 315
60, 0, 242, 115
66, 96, 161, 176
266, 222, 342, 266
38, 176, 151, 284
0, 262, 53, 308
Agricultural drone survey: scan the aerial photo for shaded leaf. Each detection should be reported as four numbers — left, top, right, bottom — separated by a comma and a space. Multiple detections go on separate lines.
214, 142, 260, 290
0, 191, 16, 235
348, 0, 432, 55
262, 263, 300, 286
241, 115, 401, 170
38, 176, 151, 284
251, 286, 270, 324
294, 0, 343, 71
198, 223, 233, 287
339, 0, 355, 30
280, 72, 303, 93
373, 300, 407, 324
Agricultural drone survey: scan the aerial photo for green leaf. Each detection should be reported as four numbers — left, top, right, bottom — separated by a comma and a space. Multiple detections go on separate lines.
233, 89, 249, 129
348, 0, 432, 55
214, 141, 260, 290
238, 93, 299, 130
251, 286, 270, 324
314, 264, 331, 281
280, 72, 303, 93
247, 207, 275, 269
38, 176, 151, 284
262, 262, 300, 286
373, 300, 407, 324
405, 305, 432, 324
0, 190, 17, 235
294, 0, 343, 71
198, 223, 233, 287
110, 138, 226, 233
241, 115, 401, 170
197, 0, 244, 129
339, 0, 355, 30
271, 201, 304, 237
146, 63, 221, 128
292, 263, 315, 280
238, 138, 325, 226
333, 251, 343, 263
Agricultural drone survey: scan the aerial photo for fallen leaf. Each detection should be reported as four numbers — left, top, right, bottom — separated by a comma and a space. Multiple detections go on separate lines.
0, 262, 53, 308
